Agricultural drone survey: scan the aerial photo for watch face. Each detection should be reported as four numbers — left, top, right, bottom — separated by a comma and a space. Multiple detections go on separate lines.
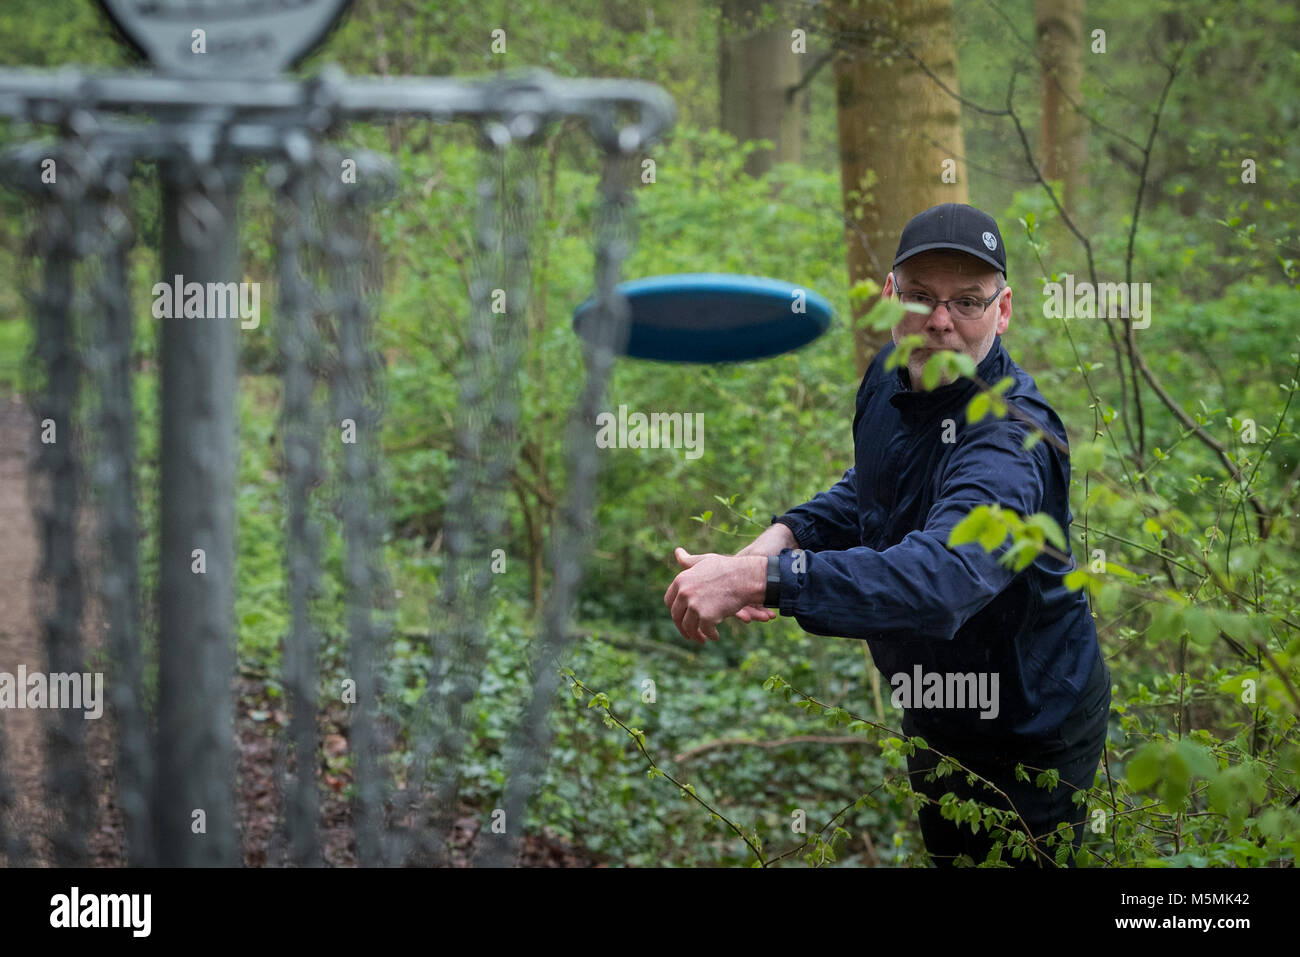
96, 0, 352, 77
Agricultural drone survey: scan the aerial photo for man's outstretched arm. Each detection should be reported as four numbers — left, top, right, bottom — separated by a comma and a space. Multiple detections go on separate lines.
772, 420, 1053, 642
665, 464, 868, 640
674, 420, 1055, 643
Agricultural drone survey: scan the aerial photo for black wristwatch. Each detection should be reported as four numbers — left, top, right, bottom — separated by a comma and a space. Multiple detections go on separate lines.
763, 554, 782, 608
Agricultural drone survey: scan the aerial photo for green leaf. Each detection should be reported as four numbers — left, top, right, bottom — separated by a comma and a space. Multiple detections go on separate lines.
1026, 513, 1067, 552
1002, 538, 1038, 572
1100, 560, 1140, 581
948, 507, 989, 547
978, 515, 1008, 552
966, 392, 991, 424
1208, 763, 1268, 831
1125, 741, 1165, 790
1184, 609, 1218, 648
864, 297, 906, 332
1147, 604, 1184, 644
922, 354, 946, 391
1073, 440, 1105, 473
950, 354, 977, 378
1160, 750, 1190, 812
1174, 738, 1216, 778
848, 277, 881, 305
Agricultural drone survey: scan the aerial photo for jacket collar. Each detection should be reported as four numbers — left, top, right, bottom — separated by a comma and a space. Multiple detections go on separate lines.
889, 335, 1009, 428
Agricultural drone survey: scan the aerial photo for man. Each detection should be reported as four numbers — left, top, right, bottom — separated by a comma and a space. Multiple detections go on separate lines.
663, 203, 1110, 867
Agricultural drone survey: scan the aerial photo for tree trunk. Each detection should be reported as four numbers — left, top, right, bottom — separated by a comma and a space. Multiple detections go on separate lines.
825, 0, 970, 376
719, 0, 806, 177
1036, 0, 1087, 212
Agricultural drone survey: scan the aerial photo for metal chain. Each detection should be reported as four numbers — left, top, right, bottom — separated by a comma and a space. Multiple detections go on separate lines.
78, 133, 154, 868
314, 146, 398, 867
270, 149, 329, 868
481, 142, 637, 867
1, 114, 134, 867
0, 79, 661, 870
386, 126, 536, 866
24, 120, 100, 867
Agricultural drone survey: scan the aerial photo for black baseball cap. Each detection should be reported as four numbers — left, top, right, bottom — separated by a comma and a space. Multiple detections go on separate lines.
893, 203, 1006, 277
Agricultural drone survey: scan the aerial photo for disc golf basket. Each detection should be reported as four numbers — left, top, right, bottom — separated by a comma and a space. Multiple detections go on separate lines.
0, 0, 676, 867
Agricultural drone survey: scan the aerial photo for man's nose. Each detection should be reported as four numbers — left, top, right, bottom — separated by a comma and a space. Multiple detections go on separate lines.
926, 302, 955, 327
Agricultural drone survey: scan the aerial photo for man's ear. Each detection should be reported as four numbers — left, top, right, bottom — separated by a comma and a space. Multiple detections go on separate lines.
995, 285, 1012, 335
882, 272, 897, 299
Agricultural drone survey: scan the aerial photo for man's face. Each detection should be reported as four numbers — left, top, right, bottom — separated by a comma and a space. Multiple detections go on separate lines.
882, 249, 1011, 389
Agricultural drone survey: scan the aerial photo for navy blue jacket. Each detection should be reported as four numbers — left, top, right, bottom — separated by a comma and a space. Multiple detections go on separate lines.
771, 334, 1103, 748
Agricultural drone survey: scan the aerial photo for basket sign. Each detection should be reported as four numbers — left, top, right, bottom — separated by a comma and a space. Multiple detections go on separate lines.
96, 0, 352, 77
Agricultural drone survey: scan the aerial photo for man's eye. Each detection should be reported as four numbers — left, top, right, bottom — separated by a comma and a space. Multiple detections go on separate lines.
903, 294, 934, 305
954, 298, 980, 309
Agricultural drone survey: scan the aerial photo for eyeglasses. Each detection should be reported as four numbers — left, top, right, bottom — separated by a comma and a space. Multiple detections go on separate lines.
895, 282, 1002, 321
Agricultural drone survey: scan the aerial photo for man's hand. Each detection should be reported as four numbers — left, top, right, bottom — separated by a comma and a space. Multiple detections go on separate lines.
664, 548, 767, 644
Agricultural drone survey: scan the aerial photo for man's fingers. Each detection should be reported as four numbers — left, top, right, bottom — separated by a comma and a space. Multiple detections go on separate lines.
683, 607, 704, 644
670, 592, 702, 644
664, 573, 680, 610
669, 595, 688, 642
674, 546, 697, 568
735, 604, 774, 623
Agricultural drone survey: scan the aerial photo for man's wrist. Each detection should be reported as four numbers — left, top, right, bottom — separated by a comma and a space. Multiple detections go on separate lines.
735, 522, 798, 558
738, 554, 769, 606
770, 517, 801, 550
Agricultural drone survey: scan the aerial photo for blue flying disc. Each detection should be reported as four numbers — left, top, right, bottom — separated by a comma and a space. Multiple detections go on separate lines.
571, 273, 833, 363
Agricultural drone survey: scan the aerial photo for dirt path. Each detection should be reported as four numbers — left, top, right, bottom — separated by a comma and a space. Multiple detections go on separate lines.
0, 393, 123, 866
0, 393, 52, 863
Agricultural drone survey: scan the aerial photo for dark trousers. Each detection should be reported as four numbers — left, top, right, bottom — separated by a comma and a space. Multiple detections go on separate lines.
903, 654, 1111, 868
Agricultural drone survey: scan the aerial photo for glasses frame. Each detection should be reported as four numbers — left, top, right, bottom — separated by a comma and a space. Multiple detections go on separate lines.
891, 275, 1003, 321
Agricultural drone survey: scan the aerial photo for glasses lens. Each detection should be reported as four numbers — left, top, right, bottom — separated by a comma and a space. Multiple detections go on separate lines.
950, 299, 981, 319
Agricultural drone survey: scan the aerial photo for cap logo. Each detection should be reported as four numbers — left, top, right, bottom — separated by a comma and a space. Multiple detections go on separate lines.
982, 231, 998, 251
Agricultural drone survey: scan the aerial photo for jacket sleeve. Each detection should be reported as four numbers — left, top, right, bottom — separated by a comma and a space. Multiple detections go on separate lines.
776, 419, 1050, 641
770, 466, 860, 552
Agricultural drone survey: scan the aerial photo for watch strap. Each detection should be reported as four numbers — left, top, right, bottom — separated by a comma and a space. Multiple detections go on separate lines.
763, 553, 782, 608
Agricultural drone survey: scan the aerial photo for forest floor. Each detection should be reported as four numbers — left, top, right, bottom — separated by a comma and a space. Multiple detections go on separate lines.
0, 391, 600, 867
